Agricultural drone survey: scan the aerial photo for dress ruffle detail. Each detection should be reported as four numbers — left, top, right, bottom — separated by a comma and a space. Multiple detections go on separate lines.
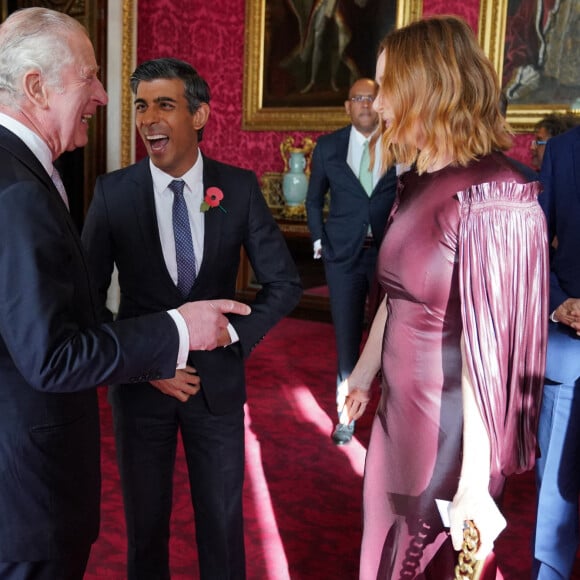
458, 180, 549, 478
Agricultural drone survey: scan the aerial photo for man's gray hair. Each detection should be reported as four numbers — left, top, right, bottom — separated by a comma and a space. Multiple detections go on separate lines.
0, 7, 87, 108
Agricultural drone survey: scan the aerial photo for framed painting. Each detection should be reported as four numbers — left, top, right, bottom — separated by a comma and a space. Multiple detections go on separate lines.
479, 0, 580, 132
243, 0, 423, 131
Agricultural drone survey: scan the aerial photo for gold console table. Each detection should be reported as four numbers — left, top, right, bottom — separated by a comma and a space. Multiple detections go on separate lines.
235, 172, 331, 321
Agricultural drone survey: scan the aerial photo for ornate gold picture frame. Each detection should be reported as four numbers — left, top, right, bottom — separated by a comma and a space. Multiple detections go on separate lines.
243, 0, 423, 131
479, 0, 580, 132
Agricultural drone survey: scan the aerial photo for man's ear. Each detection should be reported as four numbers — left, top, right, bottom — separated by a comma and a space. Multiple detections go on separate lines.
193, 102, 210, 131
344, 100, 351, 117
22, 70, 49, 108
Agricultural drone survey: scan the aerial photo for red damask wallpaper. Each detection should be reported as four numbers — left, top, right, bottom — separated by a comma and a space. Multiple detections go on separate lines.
136, 0, 534, 175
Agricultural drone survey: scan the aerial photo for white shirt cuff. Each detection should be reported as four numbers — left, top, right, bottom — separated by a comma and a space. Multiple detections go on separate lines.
549, 310, 558, 323
168, 309, 189, 369
313, 239, 322, 259
227, 322, 239, 345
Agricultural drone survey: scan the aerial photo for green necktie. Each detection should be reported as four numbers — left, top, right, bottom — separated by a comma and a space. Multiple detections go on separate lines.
359, 141, 373, 195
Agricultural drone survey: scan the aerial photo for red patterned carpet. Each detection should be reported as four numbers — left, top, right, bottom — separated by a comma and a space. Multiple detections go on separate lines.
85, 317, 580, 579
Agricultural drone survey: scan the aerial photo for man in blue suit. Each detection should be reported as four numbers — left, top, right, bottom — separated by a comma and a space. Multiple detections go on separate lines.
0, 10, 249, 580
533, 124, 580, 579
82, 58, 302, 579
305, 78, 397, 445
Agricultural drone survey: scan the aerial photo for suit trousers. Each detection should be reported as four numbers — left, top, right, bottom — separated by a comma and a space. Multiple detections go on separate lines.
324, 246, 378, 415
0, 548, 90, 580
110, 383, 246, 580
533, 379, 580, 580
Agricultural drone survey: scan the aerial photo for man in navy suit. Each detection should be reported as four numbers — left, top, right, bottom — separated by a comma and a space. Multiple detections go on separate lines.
82, 58, 301, 580
305, 78, 397, 445
0, 10, 249, 580
533, 125, 580, 579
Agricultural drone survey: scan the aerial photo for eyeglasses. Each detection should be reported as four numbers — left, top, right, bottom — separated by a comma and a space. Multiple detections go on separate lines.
531, 139, 548, 147
350, 95, 374, 103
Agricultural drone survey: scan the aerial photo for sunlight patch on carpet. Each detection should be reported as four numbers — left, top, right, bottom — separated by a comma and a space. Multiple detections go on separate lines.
291, 385, 366, 477
244, 404, 290, 580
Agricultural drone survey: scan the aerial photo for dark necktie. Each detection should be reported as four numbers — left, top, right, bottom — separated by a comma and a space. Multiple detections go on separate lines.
169, 179, 196, 296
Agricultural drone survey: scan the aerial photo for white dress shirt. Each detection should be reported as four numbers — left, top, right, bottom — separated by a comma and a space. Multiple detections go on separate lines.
150, 157, 239, 347
346, 126, 383, 189
0, 113, 69, 208
150, 157, 205, 282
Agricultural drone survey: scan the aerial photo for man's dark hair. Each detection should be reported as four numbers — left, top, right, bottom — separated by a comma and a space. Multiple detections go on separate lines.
535, 113, 579, 138
130, 57, 210, 141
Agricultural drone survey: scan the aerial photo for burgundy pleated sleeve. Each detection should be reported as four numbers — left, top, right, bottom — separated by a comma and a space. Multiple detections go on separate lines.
457, 181, 549, 478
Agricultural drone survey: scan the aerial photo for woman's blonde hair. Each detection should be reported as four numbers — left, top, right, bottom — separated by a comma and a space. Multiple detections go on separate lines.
377, 15, 512, 174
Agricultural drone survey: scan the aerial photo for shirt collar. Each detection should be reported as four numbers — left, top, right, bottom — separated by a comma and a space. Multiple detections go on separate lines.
149, 152, 204, 194
349, 125, 377, 147
0, 112, 54, 176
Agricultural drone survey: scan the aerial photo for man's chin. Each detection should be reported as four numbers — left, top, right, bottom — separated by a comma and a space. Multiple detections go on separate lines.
71, 136, 89, 151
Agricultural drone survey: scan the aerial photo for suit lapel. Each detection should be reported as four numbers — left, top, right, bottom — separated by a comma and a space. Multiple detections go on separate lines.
336, 125, 385, 198
198, 155, 223, 282
0, 126, 68, 209
130, 159, 181, 295
0, 126, 81, 238
132, 155, 226, 300
335, 126, 368, 197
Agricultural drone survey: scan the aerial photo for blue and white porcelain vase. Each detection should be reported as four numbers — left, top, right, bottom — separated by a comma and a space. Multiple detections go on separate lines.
280, 136, 315, 207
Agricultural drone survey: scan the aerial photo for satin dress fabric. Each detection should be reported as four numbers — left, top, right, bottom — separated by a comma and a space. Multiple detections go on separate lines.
360, 152, 548, 579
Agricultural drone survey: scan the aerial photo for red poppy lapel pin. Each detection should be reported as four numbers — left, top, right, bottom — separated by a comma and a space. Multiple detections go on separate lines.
200, 186, 227, 213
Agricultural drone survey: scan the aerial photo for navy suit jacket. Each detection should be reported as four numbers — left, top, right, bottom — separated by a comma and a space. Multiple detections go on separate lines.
305, 125, 397, 268
538, 126, 580, 384
82, 155, 302, 415
0, 126, 180, 561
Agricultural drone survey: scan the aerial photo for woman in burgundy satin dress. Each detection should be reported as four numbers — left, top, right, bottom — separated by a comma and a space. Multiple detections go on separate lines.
340, 16, 549, 579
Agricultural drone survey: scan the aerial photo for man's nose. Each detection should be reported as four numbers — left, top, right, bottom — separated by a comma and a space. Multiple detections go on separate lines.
94, 79, 108, 106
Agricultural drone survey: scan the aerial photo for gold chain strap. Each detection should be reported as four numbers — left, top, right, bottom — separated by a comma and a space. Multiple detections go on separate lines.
454, 520, 483, 580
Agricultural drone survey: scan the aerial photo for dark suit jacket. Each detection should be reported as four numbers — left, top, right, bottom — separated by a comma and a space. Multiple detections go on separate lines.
305, 125, 397, 268
0, 126, 180, 561
82, 155, 302, 415
539, 125, 580, 384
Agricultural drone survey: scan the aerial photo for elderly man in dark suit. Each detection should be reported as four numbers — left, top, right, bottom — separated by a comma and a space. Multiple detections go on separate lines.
0, 10, 249, 580
533, 124, 580, 580
305, 77, 397, 445
82, 58, 301, 580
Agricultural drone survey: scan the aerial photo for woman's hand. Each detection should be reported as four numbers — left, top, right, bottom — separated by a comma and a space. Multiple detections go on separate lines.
337, 375, 372, 424
449, 483, 506, 560
336, 295, 389, 424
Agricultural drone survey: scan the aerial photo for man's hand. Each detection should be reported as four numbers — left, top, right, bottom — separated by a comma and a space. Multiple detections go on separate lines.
177, 300, 251, 351
150, 366, 200, 402
553, 298, 580, 333
216, 327, 232, 348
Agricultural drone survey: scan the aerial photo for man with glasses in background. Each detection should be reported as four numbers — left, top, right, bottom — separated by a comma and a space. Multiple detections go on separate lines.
531, 114, 579, 170
306, 78, 397, 445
